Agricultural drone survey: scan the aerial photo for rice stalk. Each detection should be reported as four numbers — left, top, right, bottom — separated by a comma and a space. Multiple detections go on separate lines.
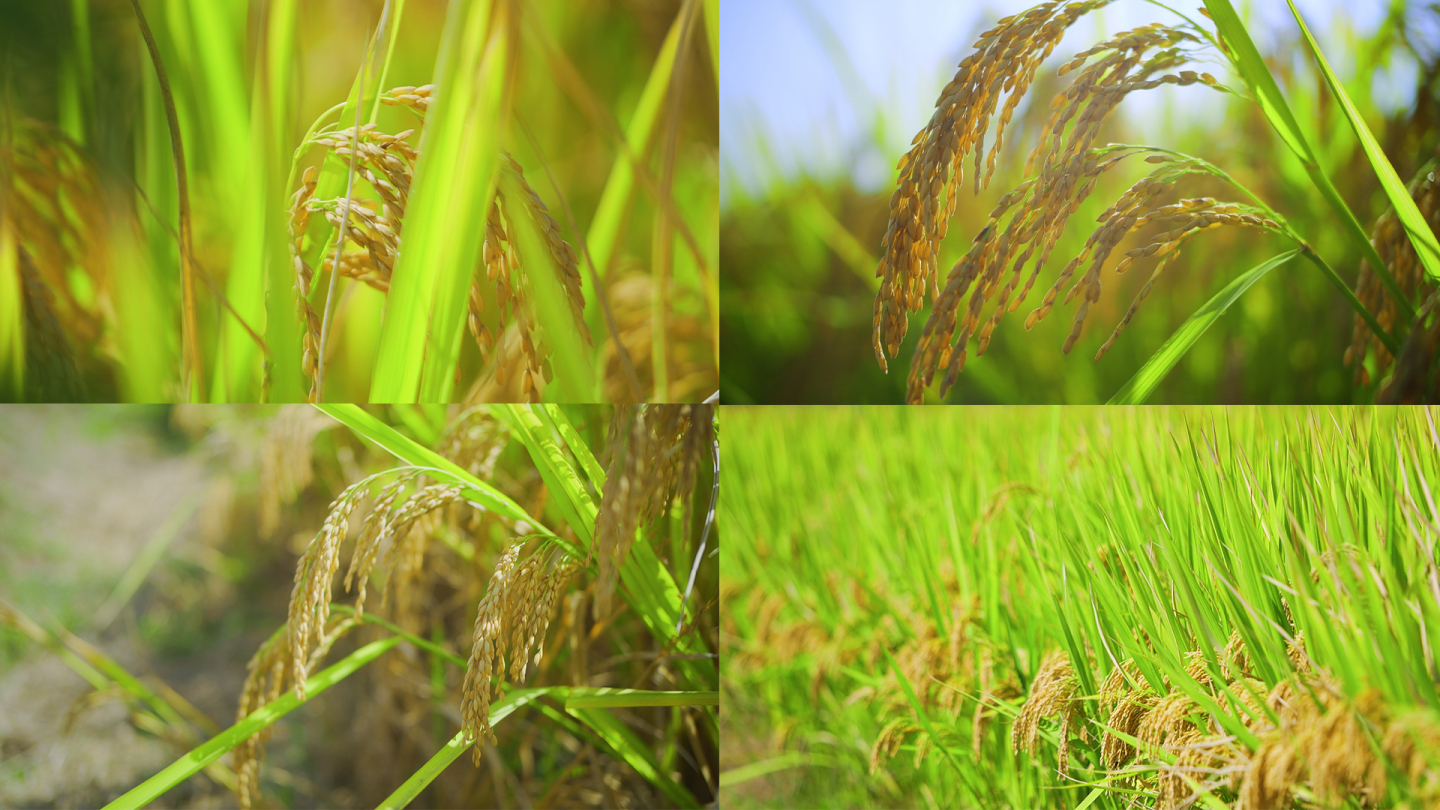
127, 0, 201, 401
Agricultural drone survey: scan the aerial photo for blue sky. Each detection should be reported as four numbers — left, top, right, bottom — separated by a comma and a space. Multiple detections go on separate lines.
720, 0, 1424, 208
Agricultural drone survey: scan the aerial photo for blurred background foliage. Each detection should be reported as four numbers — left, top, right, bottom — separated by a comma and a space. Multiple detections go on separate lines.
720, 0, 1440, 403
0, 0, 717, 403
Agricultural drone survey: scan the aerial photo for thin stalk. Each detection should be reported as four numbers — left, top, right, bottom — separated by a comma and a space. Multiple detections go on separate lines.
130, 181, 269, 358
651, 0, 700, 402
521, 6, 718, 351
317, 38, 369, 402
128, 0, 202, 401
1300, 243, 1399, 356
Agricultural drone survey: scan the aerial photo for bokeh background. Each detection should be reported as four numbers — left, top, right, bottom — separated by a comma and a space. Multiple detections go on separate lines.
720, 0, 1440, 403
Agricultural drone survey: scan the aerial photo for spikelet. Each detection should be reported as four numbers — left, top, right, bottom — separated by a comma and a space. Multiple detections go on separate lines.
1347, 161, 1439, 388
258, 405, 334, 537
874, 0, 1119, 368
460, 539, 578, 762
593, 404, 715, 618
870, 717, 921, 775
1099, 660, 1156, 769
1239, 738, 1302, 810
1011, 650, 1084, 775
233, 611, 357, 809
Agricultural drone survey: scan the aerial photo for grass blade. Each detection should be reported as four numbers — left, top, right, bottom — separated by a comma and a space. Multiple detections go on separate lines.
563, 688, 718, 708
1109, 250, 1300, 404
495, 404, 694, 651
375, 688, 554, 810
568, 706, 701, 809
88, 494, 198, 632
492, 404, 597, 545
262, 0, 304, 402
1286, 0, 1440, 282
535, 404, 606, 488
581, 6, 688, 337
718, 753, 840, 788
100, 636, 402, 810
127, 0, 202, 401
371, 0, 511, 402
1201, 0, 1414, 322
0, 221, 22, 399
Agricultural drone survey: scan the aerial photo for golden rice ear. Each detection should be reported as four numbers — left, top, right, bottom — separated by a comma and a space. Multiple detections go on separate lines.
1348, 164, 1439, 386
460, 541, 577, 764
878, 4, 1239, 400
591, 404, 711, 620
1010, 650, 1082, 774
258, 406, 334, 538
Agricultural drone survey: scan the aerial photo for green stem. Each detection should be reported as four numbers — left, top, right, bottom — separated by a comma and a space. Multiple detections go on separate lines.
1299, 243, 1399, 357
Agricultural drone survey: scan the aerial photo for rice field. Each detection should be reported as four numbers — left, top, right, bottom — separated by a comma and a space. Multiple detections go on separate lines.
0, 0, 718, 403
721, 405, 1440, 809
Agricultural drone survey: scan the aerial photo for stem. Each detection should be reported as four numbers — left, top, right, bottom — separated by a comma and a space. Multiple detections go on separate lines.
1299, 243, 1399, 357
317, 52, 367, 402
129, 0, 202, 400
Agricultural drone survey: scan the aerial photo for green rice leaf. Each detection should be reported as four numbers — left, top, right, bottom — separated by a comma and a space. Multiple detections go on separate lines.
718, 753, 841, 788
1286, 0, 1440, 282
564, 688, 718, 708
372, 0, 510, 402
0, 222, 24, 398
1109, 250, 1300, 404
582, 6, 689, 337
101, 636, 402, 810
1201, 0, 1414, 321
375, 688, 552, 810
316, 404, 543, 529
491, 404, 596, 546
567, 706, 701, 809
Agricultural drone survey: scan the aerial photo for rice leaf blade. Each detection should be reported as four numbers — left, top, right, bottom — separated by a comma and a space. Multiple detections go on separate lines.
581, 7, 688, 335
563, 688, 718, 708
1109, 249, 1300, 404
0, 222, 24, 398
315, 403, 543, 529
1285, 0, 1440, 282
567, 706, 701, 809
1201, 0, 1414, 321
375, 688, 552, 810
100, 636, 402, 810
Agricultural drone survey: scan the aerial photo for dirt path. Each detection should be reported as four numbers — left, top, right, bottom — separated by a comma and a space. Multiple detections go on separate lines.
0, 406, 232, 808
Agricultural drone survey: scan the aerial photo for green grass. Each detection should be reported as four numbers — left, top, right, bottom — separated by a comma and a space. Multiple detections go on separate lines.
722, 406, 1440, 808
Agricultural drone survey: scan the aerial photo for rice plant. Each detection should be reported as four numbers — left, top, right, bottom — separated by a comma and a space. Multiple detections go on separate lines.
0, 0, 718, 403
0, 404, 718, 807
859, 0, 1440, 404
722, 405, 1440, 808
